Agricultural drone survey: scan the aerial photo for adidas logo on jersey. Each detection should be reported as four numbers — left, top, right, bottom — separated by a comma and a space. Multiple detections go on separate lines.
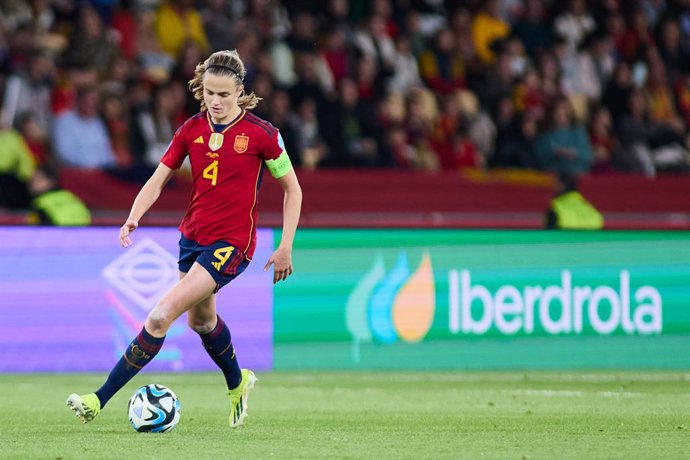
194, 136, 204, 144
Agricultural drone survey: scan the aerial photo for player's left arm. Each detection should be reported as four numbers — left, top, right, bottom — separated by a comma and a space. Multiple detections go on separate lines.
263, 161, 302, 284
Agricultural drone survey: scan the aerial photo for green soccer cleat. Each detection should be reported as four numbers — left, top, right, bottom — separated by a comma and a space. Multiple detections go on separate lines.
66, 393, 101, 424
227, 369, 257, 428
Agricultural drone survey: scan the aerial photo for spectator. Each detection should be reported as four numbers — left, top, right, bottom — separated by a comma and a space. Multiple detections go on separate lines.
477, 50, 515, 111
493, 104, 539, 169
321, 26, 352, 84
172, 40, 206, 116
605, 11, 627, 57
429, 92, 463, 162
354, 14, 396, 75
370, 0, 399, 38
640, 0, 667, 30
61, 5, 119, 74
384, 123, 420, 169
512, 0, 554, 58
418, 28, 465, 94
111, 2, 137, 60
101, 56, 134, 96
401, 9, 426, 57
434, 123, 482, 171
388, 35, 422, 94
291, 97, 329, 170
566, 32, 615, 104
620, 8, 655, 61
657, 17, 685, 81
264, 89, 300, 167
247, 0, 291, 41
512, 68, 545, 117
449, 8, 478, 65
50, 65, 100, 115
471, 0, 511, 64
132, 83, 179, 167
674, 70, 690, 127
535, 98, 593, 174
135, 8, 176, 84
553, 0, 596, 53
644, 53, 685, 129
331, 77, 382, 167
201, 0, 238, 52
232, 27, 261, 85
5, 22, 35, 71
404, 87, 437, 167
0, 1, 32, 36
15, 111, 51, 167
354, 53, 384, 104
2, 50, 55, 131
285, 11, 318, 53
588, 106, 617, 173
53, 85, 116, 169
602, 61, 633, 119
102, 92, 133, 168
248, 71, 275, 121
615, 88, 689, 175
290, 50, 331, 111
322, 0, 351, 32
155, 0, 209, 59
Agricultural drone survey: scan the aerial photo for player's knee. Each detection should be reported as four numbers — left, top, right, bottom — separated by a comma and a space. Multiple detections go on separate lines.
187, 314, 215, 334
146, 307, 172, 335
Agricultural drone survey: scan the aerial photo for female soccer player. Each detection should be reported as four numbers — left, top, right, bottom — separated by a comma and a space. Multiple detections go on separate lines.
67, 49, 302, 428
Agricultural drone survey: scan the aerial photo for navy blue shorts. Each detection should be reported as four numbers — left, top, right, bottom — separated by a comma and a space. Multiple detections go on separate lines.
178, 234, 250, 291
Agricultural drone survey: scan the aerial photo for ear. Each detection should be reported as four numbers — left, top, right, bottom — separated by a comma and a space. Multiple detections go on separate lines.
239, 85, 245, 97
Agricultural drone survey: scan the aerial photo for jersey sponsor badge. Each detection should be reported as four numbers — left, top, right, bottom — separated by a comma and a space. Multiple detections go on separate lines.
194, 136, 204, 144
234, 134, 249, 153
209, 133, 224, 151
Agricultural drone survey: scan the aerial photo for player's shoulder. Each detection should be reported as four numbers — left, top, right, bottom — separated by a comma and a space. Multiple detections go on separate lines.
242, 111, 278, 139
182, 112, 207, 129
174, 112, 207, 136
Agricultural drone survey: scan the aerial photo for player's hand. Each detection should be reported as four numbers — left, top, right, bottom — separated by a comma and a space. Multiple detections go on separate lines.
263, 247, 293, 284
119, 219, 139, 248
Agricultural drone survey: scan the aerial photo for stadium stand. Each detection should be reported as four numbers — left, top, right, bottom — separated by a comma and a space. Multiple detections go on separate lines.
1, 0, 689, 228
1, 167, 687, 229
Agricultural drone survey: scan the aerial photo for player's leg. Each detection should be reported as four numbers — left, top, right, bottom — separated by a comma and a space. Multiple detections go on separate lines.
187, 243, 256, 427
187, 295, 243, 390
67, 262, 216, 423
187, 293, 256, 427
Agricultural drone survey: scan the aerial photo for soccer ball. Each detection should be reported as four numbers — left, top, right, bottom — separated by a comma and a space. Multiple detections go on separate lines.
128, 384, 181, 433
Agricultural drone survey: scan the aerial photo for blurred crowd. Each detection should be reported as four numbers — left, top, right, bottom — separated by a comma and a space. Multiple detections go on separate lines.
2, 0, 690, 207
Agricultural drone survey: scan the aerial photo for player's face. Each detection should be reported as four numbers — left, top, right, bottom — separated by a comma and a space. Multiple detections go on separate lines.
203, 73, 243, 124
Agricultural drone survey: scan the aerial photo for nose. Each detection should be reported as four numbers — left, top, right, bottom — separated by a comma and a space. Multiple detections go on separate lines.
210, 95, 222, 107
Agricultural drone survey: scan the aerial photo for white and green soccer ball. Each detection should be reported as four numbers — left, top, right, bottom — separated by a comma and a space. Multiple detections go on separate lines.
128, 384, 181, 433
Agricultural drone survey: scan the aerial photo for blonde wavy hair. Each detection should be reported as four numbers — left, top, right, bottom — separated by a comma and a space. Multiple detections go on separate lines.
188, 50, 262, 111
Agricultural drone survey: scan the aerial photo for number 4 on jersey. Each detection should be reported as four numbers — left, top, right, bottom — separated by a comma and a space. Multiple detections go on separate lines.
203, 160, 219, 186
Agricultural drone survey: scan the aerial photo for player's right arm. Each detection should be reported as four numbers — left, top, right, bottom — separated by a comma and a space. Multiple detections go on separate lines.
120, 163, 175, 247
121, 118, 191, 247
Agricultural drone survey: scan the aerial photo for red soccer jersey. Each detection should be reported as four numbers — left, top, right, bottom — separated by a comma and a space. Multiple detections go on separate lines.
161, 110, 283, 259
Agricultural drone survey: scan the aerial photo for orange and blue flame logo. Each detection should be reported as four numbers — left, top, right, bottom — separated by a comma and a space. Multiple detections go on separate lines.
346, 251, 435, 344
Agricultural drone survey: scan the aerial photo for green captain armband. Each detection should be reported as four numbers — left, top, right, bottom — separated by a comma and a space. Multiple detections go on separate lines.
265, 150, 293, 179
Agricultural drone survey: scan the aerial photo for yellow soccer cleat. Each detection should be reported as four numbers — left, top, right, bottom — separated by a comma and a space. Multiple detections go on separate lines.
227, 369, 257, 428
66, 393, 101, 424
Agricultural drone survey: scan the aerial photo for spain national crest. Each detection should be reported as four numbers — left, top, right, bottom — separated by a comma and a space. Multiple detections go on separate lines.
208, 133, 224, 151
234, 134, 249, 153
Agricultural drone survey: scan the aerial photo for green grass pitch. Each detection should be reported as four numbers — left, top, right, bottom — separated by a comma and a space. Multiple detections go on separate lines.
0, 371, 688, 459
